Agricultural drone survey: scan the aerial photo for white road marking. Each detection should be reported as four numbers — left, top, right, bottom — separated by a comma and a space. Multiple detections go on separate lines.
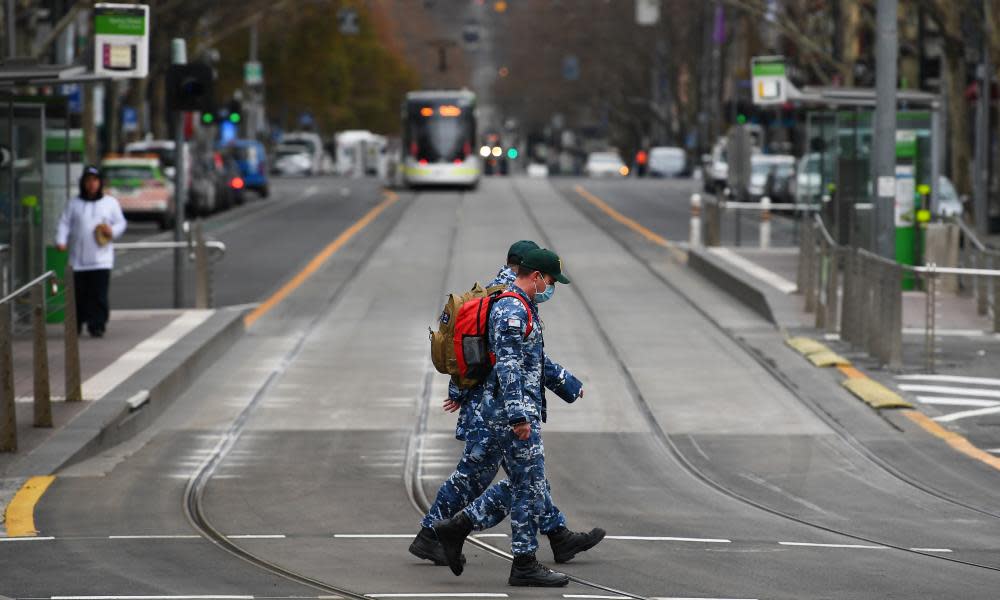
226, 534, 287, 539
333, 534, 412, 538
897, 384, 1000, 399
605, 535, 731, 543
901, 328, 991, 337
910, 548, 953, 553
986, 448, 1000, 454
563, 596, 629, 599
0, 536, 55, 541
107, 535, 200, 539
365, 592, 510, 598
916, 396, 1000, 407
707, 247, 797, 294
648, 598, 758, 600
471, 533, 507, 538
897, 374, 1000, 387
779, 542, 885, 549
934, 406, 1000, 423
51, 597, 253, 600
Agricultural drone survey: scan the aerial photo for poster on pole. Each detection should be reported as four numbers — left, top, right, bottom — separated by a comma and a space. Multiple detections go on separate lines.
94, 3, 150, 79
751, 56, 787, 105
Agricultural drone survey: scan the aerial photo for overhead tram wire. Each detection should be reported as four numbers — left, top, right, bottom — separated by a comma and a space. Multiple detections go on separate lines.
403, 188, 649, 600
182, 189, 417, 600
509, 178, 1000, 575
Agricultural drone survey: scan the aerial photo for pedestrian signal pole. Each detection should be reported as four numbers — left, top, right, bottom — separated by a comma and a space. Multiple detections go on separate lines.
171, 39, 187, 308
873, 0, 898, 259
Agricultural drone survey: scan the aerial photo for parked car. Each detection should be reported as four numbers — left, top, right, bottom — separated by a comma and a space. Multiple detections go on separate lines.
648, 146, 686, 178
102, 156, 174, 230
272, 145, 314, 176
585, 151, 628, 177
209, 150, 246, 210
749, 154, 796, 202
936, 176, 965, 218
280, 131, 325, 175
221, 139, 269, 197
125, 139, 215, 215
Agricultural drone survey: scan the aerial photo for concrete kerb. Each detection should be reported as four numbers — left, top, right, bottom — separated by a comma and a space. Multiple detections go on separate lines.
3, 306, 247, 478
687, 246, 778, 326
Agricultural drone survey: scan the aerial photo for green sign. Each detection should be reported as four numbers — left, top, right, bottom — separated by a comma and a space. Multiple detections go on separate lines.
95, 13, 146, 36
752, 61, 786, 77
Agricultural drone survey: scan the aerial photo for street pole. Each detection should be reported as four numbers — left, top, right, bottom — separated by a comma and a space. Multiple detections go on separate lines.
248, 20, 259, 139
873, 0, 898, 259
6, 0, 14, 58
172, 39, 187, 309
974, 0, 991, 236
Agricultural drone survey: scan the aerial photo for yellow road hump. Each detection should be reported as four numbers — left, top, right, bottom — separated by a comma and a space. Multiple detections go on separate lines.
786, 336, 829, 356
842, 378, 913, 409
807, 350, 851, 367
5, 475, 55, 537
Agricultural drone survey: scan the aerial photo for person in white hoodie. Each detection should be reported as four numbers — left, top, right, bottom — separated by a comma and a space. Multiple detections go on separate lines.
55, 166, 127, 338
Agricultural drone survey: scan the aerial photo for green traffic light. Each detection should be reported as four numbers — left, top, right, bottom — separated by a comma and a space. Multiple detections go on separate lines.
229, 113, 242, 124
736, 114, 747, 125
507, 147, 518, 159
201, 113, 214, 124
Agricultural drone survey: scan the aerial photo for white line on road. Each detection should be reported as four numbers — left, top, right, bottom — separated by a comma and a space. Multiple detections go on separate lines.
910, 548, 953, 553
778, 542, 885, 549
0, 536, 55, 541
934, 406, 1000, 423
563, 595, 630, 599
226, 534, 287, 539
471, 533, 508, 538
605, 535, 731, 543
897, 384, 1000, 399
707, 247, 797, 294
366, 595, 508, 599
333, 534, 412, 538
916, 396, 1000, 408
898, 374, 1000, 387
107, 535, 200, 540
51, 597, 254, 600
648, 597, 759, 600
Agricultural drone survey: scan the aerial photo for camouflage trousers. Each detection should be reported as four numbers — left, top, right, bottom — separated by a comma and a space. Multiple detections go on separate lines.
421, 424, 565, 549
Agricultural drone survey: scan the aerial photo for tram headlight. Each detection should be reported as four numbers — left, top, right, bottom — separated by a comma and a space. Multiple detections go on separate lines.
491, 146, 503, 158
479, 145, 491, 158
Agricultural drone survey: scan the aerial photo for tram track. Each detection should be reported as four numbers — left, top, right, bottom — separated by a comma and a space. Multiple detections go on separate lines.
520, 179, 1000, 575
181, 188, 413, 600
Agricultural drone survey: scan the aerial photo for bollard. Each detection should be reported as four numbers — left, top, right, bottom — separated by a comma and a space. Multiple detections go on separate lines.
993, 255, 1000, 333
760, 196, 772, 249
925, 265, 937, 373
841, 250, 856, 344
689, 193, 702, 247
194, 222, 210, 309
825, 248, 840, 334
708, 193, 722, 246
977, 251, 988, 316
815, 237, 827, 330
63, 265, 82, 402
0, 306, 15, 452
32, 284, 52, 428
887, 263, 904, 368
803, 222, 816, 312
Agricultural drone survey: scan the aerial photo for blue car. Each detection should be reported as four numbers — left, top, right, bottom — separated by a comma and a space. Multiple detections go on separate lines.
220, 139, 269, 197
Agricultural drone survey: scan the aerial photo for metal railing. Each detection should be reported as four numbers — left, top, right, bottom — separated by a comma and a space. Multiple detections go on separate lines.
115, 222, 226, 309
1, 268, 81, 452
695, 192, 822, 249
800, 215, 1000, 371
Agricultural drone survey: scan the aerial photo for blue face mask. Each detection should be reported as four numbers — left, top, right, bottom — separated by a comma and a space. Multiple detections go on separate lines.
535, 281, 555, 303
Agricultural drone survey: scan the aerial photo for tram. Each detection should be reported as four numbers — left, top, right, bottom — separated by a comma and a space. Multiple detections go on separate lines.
401, 90, 480, 188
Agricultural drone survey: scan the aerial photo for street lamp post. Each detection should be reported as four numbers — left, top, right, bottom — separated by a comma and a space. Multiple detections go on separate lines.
873, 0, 898, 259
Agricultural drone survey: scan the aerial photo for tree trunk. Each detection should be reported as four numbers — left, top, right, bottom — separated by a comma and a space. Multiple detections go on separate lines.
943, 41, 972, 195
840, 1, 862, 86
82, 84, 98, 165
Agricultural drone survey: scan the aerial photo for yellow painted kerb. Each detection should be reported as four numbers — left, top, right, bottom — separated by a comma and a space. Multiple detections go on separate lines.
243, 190, 400, 328
5, 475, 55, 537
574, 185, 687, 263
904, 410, 1000, 472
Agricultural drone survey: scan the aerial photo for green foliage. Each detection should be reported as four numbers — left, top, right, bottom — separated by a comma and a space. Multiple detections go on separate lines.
215, 1, 417, 135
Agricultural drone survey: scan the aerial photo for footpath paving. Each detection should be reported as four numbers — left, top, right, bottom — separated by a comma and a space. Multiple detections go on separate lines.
689, 242, 1000, 462
1, 307, 246, 534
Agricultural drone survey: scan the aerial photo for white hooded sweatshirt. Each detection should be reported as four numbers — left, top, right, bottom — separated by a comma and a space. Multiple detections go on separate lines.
55, 195, 127, 271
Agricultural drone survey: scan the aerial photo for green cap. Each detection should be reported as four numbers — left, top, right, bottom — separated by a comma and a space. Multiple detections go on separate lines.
519, 248, 570, 284
507, 240, 539, 265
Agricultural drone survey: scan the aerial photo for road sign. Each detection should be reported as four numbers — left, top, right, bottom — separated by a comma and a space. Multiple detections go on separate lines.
94, 3, 150, 79
122, 106, 138, 132
636, 0, 660, 25
338, 8, 359, 35
244, 61, 263, 86
751, 56, 787, 105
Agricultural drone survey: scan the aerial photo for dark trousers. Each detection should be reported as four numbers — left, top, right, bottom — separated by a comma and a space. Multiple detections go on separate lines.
74, 269, 111, 335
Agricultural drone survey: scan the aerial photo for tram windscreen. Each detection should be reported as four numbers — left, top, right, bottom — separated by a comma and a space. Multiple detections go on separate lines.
406, 100, 475, 162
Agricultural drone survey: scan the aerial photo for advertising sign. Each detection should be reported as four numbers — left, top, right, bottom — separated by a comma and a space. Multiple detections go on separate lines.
94, 3, 150, 79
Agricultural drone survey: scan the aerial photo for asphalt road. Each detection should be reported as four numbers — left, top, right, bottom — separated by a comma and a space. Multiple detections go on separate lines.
5, 176, 1000, 599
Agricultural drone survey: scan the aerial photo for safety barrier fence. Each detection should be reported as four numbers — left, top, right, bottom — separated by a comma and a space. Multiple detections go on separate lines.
692, 192, 821, 249
0, 223, 225, 452
800, 215, 1000, 372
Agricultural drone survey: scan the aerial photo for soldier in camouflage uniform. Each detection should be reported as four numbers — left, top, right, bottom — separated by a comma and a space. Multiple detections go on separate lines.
435, 248, 601, 587
411, 243, 603, 573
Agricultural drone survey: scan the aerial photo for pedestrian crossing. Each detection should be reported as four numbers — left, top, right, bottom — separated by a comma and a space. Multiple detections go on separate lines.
896, 375, 1000, 432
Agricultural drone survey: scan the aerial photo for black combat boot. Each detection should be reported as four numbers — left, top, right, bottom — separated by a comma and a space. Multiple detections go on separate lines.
508, 553, 569, 587
433, 512, 473, 576
408, 526, 467, 566
547, 526, 606, 563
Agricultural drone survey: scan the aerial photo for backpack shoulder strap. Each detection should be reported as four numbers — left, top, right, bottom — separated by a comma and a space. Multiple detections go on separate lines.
493, 292, 534, 337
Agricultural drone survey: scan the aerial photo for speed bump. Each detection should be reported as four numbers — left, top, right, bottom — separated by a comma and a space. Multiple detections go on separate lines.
842, 378, 913, 409
786, 337, 851, 368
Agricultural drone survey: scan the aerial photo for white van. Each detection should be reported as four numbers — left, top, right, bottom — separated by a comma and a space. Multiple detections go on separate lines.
280, 132, 325, 176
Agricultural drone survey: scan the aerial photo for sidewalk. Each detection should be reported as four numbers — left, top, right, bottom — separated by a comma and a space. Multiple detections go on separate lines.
689, 243, 1000, 457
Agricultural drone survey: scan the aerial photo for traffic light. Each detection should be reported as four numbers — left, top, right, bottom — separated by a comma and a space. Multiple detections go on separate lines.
166, 63, 214, 112
507, 147, 518, 160
201, 112, 215, 125
227, 99, 242, 124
